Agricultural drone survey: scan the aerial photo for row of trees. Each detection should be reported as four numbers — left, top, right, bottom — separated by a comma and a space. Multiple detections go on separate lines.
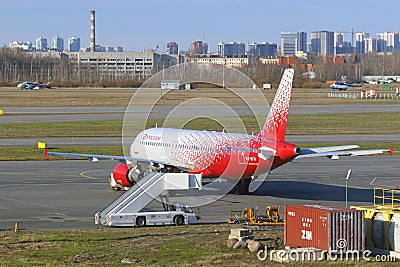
243, 52, 400, 88
1, 46, 400, 88
0, 47, 143, 87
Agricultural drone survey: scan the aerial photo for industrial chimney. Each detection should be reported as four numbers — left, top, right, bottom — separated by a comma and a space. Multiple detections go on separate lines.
90, 10, 95, 52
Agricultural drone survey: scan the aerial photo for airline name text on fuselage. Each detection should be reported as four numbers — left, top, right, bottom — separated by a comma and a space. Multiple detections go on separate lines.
142, 134, 162, 141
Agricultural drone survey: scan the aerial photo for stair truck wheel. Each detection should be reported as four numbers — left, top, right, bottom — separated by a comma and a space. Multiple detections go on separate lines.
174, 215, 185, 226
136, 216, 146, 227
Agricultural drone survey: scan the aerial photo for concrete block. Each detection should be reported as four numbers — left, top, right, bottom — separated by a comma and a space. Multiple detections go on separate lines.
230, 228, 253, 237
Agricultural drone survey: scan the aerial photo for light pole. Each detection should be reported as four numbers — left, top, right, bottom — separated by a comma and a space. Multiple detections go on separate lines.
345, 169, 352, 208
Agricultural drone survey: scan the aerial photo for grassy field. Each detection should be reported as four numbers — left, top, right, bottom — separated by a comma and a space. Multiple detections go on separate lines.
0, 225, 396, 266
1, 87, 400, 106
287, 112, 400, 135
2, 113, 400, 139
0, 146, 123, 161
2, 120, 123, 138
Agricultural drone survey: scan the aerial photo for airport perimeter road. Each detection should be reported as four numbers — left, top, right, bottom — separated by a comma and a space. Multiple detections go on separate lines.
1, 134, 399, 147
2, 104, 400, 124
0, 156, 398, 230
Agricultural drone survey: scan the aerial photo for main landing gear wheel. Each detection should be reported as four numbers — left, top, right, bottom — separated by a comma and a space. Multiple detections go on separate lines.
233, 179, 251, 195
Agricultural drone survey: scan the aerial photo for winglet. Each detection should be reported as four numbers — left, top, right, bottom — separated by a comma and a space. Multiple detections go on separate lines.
389, 146, 394, 156
44, 148, 49, 160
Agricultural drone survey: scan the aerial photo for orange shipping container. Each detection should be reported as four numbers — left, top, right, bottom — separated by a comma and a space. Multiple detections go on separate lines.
285, 205, 365, 252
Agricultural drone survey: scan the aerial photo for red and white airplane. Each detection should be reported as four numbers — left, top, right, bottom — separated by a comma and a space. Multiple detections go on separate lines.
47, 69, 388, 194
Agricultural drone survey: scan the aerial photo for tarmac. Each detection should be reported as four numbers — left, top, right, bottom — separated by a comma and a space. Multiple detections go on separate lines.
2, 104, 400, 124
1, 103, 398, 231
0, 156, 398, 231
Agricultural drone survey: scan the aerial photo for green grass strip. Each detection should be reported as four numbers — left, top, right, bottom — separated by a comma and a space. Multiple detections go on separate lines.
2, 112, 400, 138
0, 146, 123, 161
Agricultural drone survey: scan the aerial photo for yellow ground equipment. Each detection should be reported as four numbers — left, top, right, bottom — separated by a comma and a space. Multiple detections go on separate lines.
226, 210, 248, 224
227, 206, 284, 226
37, 142, 47, 149
351, 187, 400, 251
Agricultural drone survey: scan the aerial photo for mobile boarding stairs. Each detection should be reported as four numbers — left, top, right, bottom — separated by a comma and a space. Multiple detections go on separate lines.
95, 172, 202, 226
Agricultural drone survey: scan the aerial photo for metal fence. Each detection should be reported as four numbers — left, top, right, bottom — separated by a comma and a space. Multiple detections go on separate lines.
328, 92, 400, 100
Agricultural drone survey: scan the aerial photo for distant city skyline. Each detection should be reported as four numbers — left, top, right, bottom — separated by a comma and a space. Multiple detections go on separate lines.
1, 0, 399, 52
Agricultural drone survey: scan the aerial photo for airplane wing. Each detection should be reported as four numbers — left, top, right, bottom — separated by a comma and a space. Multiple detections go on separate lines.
45, 150, 191, 171
295, 145, 388, 160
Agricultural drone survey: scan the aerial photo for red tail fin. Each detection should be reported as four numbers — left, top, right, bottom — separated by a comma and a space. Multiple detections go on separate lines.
259, 68, 294, 141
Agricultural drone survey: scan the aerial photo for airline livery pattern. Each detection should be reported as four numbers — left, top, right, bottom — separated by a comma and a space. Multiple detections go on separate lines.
152, 129, 262, 178
130, 69, 298, 181
139, 129, 274, 179
260, 68, 293, 141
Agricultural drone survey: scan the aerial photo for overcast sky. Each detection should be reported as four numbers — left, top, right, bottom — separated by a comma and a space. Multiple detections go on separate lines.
1, 0, 399, 52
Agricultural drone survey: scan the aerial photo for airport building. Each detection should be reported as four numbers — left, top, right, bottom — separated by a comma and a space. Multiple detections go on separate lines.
280, 32, 307, 56
248, 42, 277, 57
69, 50, 181, 78
310, 31, 334, 56
68, 37, 81, 52
217, 42, 246, 57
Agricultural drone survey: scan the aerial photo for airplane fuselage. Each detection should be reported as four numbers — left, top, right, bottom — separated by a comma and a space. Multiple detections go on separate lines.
130, 127, 299, 180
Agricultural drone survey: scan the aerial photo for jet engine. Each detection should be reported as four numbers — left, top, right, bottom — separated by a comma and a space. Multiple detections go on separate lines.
112, 163, 143, 187
111, 162, 184, 187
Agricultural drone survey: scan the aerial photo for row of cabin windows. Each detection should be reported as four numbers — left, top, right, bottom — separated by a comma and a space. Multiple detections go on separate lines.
139, 140, 222, 152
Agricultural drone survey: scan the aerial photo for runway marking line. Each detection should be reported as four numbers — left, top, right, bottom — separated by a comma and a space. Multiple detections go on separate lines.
80, 169, 111, 180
